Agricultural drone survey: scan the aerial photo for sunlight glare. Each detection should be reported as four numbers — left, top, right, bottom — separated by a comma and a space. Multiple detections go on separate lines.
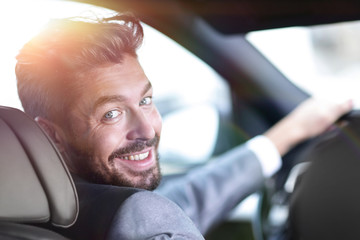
0, 0, 114, 109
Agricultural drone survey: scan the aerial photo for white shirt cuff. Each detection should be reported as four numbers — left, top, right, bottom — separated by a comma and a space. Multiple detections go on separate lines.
245, 135, 282, 177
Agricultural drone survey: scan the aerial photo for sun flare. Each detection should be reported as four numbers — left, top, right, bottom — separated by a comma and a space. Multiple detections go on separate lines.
0, 0, 114, 109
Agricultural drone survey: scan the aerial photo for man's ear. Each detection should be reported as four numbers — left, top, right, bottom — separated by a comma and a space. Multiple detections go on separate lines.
35, 116, 66, 153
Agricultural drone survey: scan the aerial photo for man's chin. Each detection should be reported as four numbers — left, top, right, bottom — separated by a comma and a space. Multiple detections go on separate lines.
135, 175, 162, 191
111, 150, 162, 190
94, 161, 161, 190
78, 169, 162, 190
125, 165, 162, 190
111, 172, 162, 191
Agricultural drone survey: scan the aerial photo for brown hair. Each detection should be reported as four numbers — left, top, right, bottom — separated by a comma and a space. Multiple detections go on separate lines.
16, 13, 144, 121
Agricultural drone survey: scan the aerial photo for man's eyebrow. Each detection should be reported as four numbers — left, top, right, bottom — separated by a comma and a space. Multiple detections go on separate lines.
93, 81, 153, 110
142, 81, 153, 96
93, 95, 126, 110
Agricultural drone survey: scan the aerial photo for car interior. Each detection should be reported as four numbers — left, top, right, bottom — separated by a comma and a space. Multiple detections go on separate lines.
2, 0, 360, 239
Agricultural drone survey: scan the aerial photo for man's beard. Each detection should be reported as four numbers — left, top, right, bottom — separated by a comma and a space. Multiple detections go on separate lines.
66, 135, 162, 191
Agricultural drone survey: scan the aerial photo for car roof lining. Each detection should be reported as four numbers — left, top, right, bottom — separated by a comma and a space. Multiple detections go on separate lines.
73, 0, 360, 34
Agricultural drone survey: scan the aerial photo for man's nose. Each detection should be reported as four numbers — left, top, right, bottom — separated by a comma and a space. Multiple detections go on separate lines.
126, 110, 155, 141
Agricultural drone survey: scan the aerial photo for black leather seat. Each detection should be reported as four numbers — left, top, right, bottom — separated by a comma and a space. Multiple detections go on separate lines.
0, 106, 78, 239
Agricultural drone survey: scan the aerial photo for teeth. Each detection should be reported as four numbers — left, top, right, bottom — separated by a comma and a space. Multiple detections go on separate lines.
139, 152, 149, 160
120, 151, 149, 161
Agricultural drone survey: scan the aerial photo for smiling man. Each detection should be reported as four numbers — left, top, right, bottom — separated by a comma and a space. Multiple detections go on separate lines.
50, 58, 162, 190
15, 13, 352, 239
17, 16, 163, 191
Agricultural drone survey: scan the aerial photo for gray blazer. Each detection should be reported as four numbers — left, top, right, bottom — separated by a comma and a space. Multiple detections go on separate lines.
107, 191, 205, 240
156, 144, 264, 234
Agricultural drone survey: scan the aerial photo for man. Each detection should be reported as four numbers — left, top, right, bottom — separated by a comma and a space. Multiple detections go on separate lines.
15, 14, 352, 238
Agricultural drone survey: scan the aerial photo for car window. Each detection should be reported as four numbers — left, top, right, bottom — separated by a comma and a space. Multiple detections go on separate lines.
246, 21, 360, 108
0, 0, 233, 173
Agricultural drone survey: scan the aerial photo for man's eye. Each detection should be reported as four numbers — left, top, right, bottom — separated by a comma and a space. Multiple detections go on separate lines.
140, 97, 152, 106
104, 110, 121, 119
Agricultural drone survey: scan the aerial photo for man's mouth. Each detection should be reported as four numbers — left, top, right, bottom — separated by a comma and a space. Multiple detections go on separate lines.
109, 135, 160, 162
117, 151, 150, 161
111, 149, 155, 172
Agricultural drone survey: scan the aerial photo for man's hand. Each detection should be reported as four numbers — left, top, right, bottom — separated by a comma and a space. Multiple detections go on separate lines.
265, 98, 353, 156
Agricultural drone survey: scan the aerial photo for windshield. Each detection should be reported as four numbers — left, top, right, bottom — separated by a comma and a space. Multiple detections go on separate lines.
247, 21, 360, 108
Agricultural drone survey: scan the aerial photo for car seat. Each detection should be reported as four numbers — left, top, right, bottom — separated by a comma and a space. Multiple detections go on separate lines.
0, 106, 78, 239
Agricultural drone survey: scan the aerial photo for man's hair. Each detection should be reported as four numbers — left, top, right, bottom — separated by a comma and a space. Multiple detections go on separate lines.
16, 13, 144, 120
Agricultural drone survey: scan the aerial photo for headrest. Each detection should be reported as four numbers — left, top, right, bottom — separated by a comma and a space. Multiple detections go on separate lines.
0, 106, 78, 228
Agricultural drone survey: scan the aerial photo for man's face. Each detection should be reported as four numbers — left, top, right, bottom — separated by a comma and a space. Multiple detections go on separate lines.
57, 55, 162, 190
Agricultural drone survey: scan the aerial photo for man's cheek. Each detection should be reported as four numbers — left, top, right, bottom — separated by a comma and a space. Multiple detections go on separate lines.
96, 134, 124, 155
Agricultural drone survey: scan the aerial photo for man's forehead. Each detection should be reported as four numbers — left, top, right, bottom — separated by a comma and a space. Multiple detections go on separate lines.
67, 57, 151, 110
82, 57, 147, 85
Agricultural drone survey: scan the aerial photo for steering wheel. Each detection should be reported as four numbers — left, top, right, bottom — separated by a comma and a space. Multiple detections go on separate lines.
258, 110, 360, 240
285, 110, 360, 239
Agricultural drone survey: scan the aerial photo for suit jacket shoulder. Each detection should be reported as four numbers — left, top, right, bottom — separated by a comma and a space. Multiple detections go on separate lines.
108, 191, 204, 239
